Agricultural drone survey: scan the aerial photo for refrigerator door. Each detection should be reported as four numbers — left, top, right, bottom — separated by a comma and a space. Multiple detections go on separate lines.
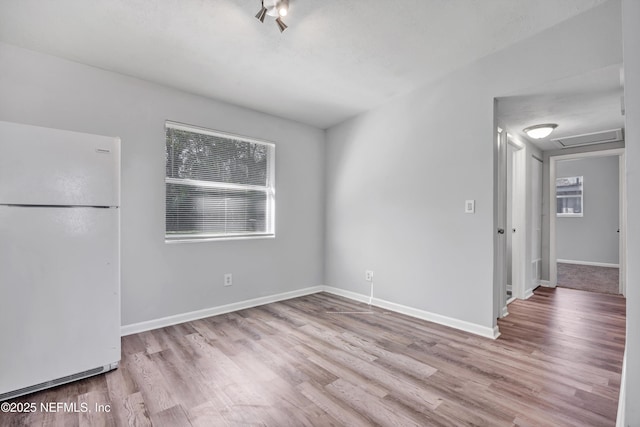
0, 121, 120, 207
0, 206, 120, 395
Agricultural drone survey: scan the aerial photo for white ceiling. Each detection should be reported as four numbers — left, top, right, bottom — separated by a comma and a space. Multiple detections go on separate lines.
0, 0, 610, 129
498, 64, 625, 151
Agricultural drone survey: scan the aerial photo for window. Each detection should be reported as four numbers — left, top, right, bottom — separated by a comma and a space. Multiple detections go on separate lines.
556, 176, 583, 217
165, 121, 275, 241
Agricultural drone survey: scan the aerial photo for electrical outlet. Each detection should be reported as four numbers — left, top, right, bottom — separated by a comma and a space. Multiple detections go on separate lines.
365, 270, 374, 282
224, 273, 233, 287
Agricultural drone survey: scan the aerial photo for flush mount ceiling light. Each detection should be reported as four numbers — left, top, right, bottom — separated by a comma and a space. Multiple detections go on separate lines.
255, 0, 289, 32
523, 123, 558, 139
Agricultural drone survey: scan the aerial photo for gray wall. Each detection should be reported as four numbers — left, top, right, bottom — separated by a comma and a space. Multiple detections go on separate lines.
324, 1, 622, 331
0, 42, 325, 327
622, 0, 639, 424
556, 156, 619, 264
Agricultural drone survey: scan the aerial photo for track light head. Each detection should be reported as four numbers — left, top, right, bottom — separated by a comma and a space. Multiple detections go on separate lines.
255, 5, 267, 22
275, 17, 287, 32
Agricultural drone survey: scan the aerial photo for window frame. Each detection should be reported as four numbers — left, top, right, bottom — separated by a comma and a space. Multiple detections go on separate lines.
164, 121, 276, 243
555, 175, 583, 218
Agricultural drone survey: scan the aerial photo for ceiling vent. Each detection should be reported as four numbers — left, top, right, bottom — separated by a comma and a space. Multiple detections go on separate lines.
552, 128, 623, 148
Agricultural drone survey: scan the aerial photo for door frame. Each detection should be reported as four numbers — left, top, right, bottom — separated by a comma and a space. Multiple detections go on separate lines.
549, 148, 626, 294
495, 127, 527, 320
507, 136, 527, 301
495, 127, 507, 321
531, 155, 544, 293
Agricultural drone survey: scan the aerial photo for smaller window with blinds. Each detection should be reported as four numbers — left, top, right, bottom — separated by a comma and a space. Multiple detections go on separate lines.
165, 122, 275, 242
556, 176, 583, 217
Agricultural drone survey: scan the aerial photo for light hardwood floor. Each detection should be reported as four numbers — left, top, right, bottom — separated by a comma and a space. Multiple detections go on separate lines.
1, 287, 626, 426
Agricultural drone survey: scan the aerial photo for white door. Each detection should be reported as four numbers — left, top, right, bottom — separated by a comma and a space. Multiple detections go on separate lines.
496, 129, 508, 318
506, 143, 515, 293
508, 139, 526, 300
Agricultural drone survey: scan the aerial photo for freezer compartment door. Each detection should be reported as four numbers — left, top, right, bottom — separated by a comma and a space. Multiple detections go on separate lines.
0, 206, 120, 395
0, 121, 120, 207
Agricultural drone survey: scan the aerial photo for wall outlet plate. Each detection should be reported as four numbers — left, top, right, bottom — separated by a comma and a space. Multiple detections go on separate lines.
365, 270, 374, 282
224, 273, 233, 287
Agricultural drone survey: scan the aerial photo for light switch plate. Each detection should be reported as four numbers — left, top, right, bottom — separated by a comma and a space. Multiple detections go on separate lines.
465, 200, 475, 213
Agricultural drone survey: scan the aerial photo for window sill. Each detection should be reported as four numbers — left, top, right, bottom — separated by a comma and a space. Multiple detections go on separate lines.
165, 234, 275, 244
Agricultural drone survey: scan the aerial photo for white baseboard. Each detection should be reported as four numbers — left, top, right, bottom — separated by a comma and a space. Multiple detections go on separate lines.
323, 286, 499, 340
122, 285, 499, 341
523, 288, 534, 300
121, 286, 324, 336
616, 349, 627, 427
320, 286, 371, 305
501, 306, 509, 318
492, 326, 500, 339
538, 280, 555, 288
557, 259, 619, 268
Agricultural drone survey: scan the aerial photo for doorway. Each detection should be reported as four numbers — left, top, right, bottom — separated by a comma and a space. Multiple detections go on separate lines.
549, 149, 626, 296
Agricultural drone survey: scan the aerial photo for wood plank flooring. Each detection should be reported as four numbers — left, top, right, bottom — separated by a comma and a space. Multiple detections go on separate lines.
0, 287, 625, 426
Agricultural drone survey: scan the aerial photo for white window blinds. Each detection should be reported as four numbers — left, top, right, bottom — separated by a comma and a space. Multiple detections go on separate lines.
556, 176, 583, 217
165, 122, 275, 241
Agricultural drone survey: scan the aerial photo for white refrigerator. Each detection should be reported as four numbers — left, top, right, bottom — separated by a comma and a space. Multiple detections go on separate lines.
0, 121, 121, 401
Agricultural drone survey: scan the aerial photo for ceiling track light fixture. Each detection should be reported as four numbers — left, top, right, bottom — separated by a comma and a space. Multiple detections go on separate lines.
255, 4, 267, 22
523, 123, 558, 139
255, 0, 289, 32
275, 17, 288, 32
